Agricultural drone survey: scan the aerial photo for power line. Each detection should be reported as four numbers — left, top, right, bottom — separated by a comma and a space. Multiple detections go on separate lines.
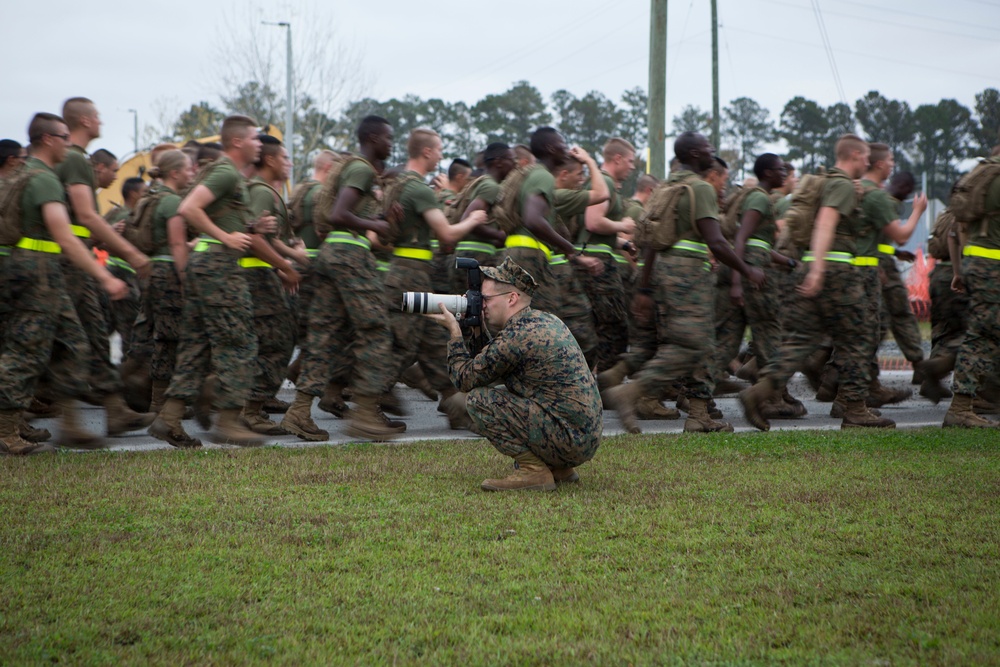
837, 0, 1000, 34
811, 0, 847, 104
570, 28, 712, 91
668, 0, 697, 87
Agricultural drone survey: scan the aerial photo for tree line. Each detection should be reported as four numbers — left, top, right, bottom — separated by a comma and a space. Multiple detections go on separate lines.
161, 81, 999, 201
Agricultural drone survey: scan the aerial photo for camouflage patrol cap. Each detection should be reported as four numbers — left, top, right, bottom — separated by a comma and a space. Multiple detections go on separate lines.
481, 257, 538, 296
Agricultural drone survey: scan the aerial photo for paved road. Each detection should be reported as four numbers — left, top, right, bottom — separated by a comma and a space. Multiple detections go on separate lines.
35, 371, 949, 453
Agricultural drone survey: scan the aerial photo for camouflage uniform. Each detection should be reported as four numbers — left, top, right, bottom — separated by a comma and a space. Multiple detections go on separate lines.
166, 157, 257, 410
448, 306, 602, 468
296, 159, 395, 399
246, 178, 296, 403
759, 169, 870, 402
102, 206, 142, 353
56, 145, 124, 397
0, 158, 91, 410
287, 179, 323, 344
449, 175, 504, 295
550, 188, 597, 363
711, 263, 746, 382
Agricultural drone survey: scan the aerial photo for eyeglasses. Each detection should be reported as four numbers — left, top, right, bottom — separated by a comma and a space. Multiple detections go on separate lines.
481, 292, 513, 302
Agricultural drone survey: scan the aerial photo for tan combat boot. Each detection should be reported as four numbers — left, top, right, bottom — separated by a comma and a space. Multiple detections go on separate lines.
481, 451, 556, 492
193, 375, 217, 429
866, 379, 912, 408
381, 387, 408, 416
735, 357, 759, 383
148, 398, 202, 448
19, 417, 51, 443
440, 389, 471, 430
346, 394, 405, 441
550, 466, 580, 484
596, 361, 629, 391
0, 410, 55, 455
841, 401, 896, 429
240, 400, 286, 435
149, 380, 169, 415
602, 383, 642, 434
286, 356, 302, 384
943, 394, 1000, 428
119, 356, 152, 413
401, 364, 438, 401
801, 347, 832, 392
211, 408, 265, 446
738, 381, 776, 432
318, 381, 350, 418
684, 397, 735, 433
636, 395, 681, 420
103, 393, 156, 436
280, 391, 329, 442
55, 400, 105, 449
263, 397, 290, 413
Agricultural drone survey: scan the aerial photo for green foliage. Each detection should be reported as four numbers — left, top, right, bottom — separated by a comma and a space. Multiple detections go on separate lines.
973, 87, 1000, 157
472, 80, 552, 148
855, 90, 915, 170
558, 90, 622, 156
723, 97, 775, 179
672, 104, 712, 136
780, 96, 828, 173
914, 99, 976, 200
172, 102, 225, 142
1, 429, 997, 664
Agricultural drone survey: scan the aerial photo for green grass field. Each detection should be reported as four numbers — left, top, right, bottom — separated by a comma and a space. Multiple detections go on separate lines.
2, 429, 998, 665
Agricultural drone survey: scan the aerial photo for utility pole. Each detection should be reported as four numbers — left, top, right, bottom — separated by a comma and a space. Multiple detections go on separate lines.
128, 109, 138, 155
264, 21, 294, 186
711, 0, 720, 151
648, 0, 667, 178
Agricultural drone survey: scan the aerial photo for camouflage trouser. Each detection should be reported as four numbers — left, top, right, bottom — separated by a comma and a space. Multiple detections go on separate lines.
385, 257, 452, 392
296, 242, 394, 398
952, 258, 1000, 396
929, 262, 967, 360
166, 250, 257, 410
467, 386, 601, 468
879, 258, 924, 363
104, 261, 141, 356
847, 268, 882, 382
711, 265, 746, 382
293, 264, 316, 343
61, 258, 123, 396
577, 253, 628, 373
246, 268, 295, 402
0, 251, 90, 410
742, 248, 785, 372
633, 256, 716, 400
762, 262, 870, 402
503, 247, 557, 312
549, 259, 597, 365
431, 248, 453, 293
620, 262, 658, 375
144, 261, 185, 383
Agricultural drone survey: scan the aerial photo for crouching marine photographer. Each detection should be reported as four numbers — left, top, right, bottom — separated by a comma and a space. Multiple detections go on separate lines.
427, 258, 602, 492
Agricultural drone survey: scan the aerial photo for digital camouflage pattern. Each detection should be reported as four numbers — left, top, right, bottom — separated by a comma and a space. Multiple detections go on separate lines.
60, 260, 124, 396
144, 262, 184, 382
951, 258, 1000, 396
929, 262, 967, 361
447, 308, 602, 467
879, 256, 924, 363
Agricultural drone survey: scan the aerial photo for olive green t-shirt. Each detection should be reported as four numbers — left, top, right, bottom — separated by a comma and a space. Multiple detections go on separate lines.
818, 168, 861, 254
200, 157, 251, 234
336, 159, 378, 226
624, 197, 644, 226
740, 189, 777, 244
55, 145, 97, 229
774, 194, 792, 219
298, 181, 321, 249
249, 177, 290, 238
858, 179, 897, 257
467, 176, 500, 209
20, 157, 66, 241
396, 171, 440, 251
579, 172, 623, 249
966, 160, 1000, 250
554, 188, 591, 242
665, 170, 719, 259
517, 164, 556, 233
150, 187, 183, 257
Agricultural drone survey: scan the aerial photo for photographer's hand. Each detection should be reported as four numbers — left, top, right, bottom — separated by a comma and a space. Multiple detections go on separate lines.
426, 302, 463, 339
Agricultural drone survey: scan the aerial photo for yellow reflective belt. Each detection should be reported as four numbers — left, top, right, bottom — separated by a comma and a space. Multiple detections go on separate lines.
70, 224, 91, 238
151, 255, 174, 262
106, 256, 136, 274
0, 246, 10, 256
430, 239, 440, 251
393, 247, 434, 261
324, 232, 372, 250
672, 240, 709, 254
305, 248, 320, 258
878, 244, 896, 256
746, 239, 772, 251
505, 234, 552, 260
239, 257, 273, 268
549, 254, 568, 266
376, 260, 390, 272
964, 245, 1000, 260
613, 253, 629, 264
802, 251, 854, 264
16, 237, 62, 254
853, 256, 879, 267
455, 241, 498, 255
579, 243, 615, 255
194, 237, 223, 252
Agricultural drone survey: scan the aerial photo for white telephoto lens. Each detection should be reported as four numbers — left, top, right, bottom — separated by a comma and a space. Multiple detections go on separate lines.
401, 292, 468, 314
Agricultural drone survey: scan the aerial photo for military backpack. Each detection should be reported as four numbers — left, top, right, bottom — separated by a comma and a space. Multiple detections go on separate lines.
721, 185, 766, 242
444, 175, 487, 225
782, 168, 854, 251
122, 189, 171, 255
492, 164, 540, 234
949, 158, 1000, 232
0, 164, 45, 246
634, 172, 700, 251
312, 155, 379, 240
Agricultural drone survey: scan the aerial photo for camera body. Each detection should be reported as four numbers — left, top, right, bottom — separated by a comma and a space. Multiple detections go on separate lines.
401, 257, 487, 353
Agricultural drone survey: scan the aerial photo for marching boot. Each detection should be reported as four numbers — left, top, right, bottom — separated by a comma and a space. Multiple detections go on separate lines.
240, 400, 286, 435
280, 391, 329, 442
739, 380, 776, 432
149, 380, 169, 415
119, 356, 152, 413
148, 398, 202, 448
318, 381, 350, 418
635, 395, 681, 420
263, 397, 290, 413
596, 361, 629, 391
943, 394, 1000, 428
19, 417, 51, 443
602, 383, 642, 434
211, 408, 265, 446
684, 397, 734, 433
286, 356, 302, 384
55, 400, 105, 449
104, 393, 156, 436
481, 451, 556, 492
401, 364, 438, 401
841, 401, 896, 429
735, 357, 759, 383
346, 394, 405, 441
439, 389, 470, 430
802, 346, 832, 392
193, 375, 217, 429
550, 466, 580, 484
380, 386, 408, 416
0, 410, 55, 455
866, 378, 912, 407
707, 398, 724, 420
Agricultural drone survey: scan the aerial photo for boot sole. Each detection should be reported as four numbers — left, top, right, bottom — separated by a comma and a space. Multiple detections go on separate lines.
280, 420, 330, 442
208, 432, 266, 447
148, 421, 202, 448
345, 425, 403, 441
107, 413, 157, 437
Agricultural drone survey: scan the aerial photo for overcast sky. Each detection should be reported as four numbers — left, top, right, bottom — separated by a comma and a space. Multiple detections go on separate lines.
4, 0, 1000, 158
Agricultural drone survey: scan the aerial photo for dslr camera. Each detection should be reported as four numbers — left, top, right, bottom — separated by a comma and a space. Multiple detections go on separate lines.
401, 258, 487, 352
